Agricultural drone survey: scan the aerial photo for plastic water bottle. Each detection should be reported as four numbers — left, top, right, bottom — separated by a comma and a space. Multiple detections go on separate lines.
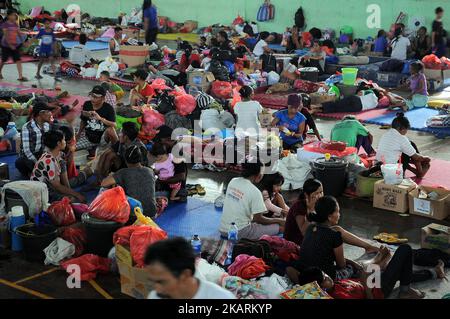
226, 223, 239, 263
191, 235, 202, 258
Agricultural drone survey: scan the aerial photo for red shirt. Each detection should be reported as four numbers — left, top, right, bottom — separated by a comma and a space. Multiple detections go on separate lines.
136, 83, 155, 99
330, 279, 384, 299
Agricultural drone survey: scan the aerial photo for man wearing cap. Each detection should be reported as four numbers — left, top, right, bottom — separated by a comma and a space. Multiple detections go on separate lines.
130, 69, 154, 107
153, 125, 188, 202
271, 94, 307, 151
76, 85, 117, 153
15, 102, 53, 177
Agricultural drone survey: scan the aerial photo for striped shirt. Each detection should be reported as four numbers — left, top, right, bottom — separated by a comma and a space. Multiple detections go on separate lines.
376, 129, 416, 164
20, 120, 50, 162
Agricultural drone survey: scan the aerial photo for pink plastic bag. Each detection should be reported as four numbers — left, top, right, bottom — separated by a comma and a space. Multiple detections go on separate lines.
88, 187, 130, 224
47, 197, 76, 226
174, 94, 196, 116
142, 108, 165, 129
61, 254, 111, 281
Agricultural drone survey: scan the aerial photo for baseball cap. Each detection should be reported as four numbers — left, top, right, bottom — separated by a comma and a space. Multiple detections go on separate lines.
154, 125, 174, 141
89, 85, 107, 97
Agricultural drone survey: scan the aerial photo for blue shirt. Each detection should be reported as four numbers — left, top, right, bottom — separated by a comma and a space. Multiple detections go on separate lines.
374, 36, 387, 53
144, 6, 158, 29
36, 28, 55, 53
275, 110, 306, 145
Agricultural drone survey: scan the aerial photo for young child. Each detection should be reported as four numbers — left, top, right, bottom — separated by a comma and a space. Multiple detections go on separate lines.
0, 9, 28, 81
260, 172, 290, 218
197, 36, 208, 52
373, 29, 388, 56
130, 69, 154, 108
35, 18, 60, 80
300, 40, 326, 74
99, 71, 125, 102
404, 61, 429, 111
151, 143, 181, 201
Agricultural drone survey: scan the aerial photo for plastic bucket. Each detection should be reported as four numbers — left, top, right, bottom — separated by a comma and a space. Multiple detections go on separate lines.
356, 172, 383, 198
4, 189, 30, 221
312, 157, 348, 197
341, 68, 358, 85
15, 224, 58, 262
82, 213, 123, 257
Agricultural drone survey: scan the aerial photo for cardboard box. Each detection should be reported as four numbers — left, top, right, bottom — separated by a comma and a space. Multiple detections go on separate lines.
421, 224, 450, 255
119, 45, 150, 67
259, 112, 273, 128
408, 186, 450, 220
424, 68, 443, 81
187, 70, 215, 89
373, 180, 417, 213
116, 245, 153, 299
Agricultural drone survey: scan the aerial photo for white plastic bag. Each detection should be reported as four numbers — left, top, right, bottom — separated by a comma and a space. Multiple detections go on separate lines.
278, 154, 312, 190
381, 164, 403, 185
44, 238, 75, 266
257, 274, 292, 299
196, 258, 228, 285
359, 93, 379, 111
267, 71, 280, 86
96, 59, 119, 78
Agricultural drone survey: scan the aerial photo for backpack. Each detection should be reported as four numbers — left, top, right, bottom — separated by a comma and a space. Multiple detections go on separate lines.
257, 0, 275, 22
156, 91, 175, 115
231, 239, 274, 264
209, 60, 230, 82
261, 53, 277, 73
295, 6, 305, 29
212, 49, 236, 63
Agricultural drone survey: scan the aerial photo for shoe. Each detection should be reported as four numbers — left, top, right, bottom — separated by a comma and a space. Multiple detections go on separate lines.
35, 75, 43, 79
214, 195, 225, 208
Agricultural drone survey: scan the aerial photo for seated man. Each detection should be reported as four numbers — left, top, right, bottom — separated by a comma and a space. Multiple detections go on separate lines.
219, 161, 285, 240
15, 102, 52, 177
68, 33, 96, 67
76, 85, 118, 155
31, 130, 86, 203
145, 238, 235, 299
153, 125, 188, 202
93, 122, 148, 187
109, 26, 127, 56
129, 69, 154, 108
331, 115, 376, 156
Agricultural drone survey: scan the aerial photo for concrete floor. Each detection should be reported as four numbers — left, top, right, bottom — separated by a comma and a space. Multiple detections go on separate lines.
0, 60, 449, 299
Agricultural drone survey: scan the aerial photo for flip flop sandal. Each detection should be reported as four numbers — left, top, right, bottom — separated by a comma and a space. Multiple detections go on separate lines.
18, 77, 29, 82
195, 184, 206, 196
373, 233, 408, 244
188, 188, 198, 196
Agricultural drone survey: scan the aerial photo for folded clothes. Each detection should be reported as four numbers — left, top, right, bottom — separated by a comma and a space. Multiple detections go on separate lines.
228, 254, 271, 280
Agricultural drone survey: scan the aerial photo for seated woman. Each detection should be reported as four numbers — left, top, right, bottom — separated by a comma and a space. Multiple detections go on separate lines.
31, 130, 87, 203
101, 145, 157, 218
331, 115, 376, 156
284, 179, 379, 253
271, 94, 306, 151
376, 113, 431, 178
291, 196, 375, 281
259, 172, 290, 218
290, 243, 446, 299
299, 40, 326, 74
216, 31, 235, 51
219, 162, 285, 240
412, 27, 431, 60
234, 86, 263, 138
129, 69, 154, 108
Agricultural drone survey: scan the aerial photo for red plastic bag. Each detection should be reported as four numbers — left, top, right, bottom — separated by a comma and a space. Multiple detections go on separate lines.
88, 187, 130, 224
422, 54, 442, 70
141, 108, 165, 129
130, 226, 168, 268
113, 225, 142, 246
60, 226, 87, 257
61, 254, 111, 281
231, 88, 242, 108
211, 81, 233, 99
174, 94, 196, 116
47, 197, 76, 226
233, 15, 244, 26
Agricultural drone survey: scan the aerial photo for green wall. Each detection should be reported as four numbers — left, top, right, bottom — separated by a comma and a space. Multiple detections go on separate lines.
19, 0, 450, 38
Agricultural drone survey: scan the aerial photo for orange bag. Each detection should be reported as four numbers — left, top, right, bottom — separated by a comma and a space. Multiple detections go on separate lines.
61, 254, 111, 281
211, 81, 233, 99
47, 197, 76, 226
231, 88, 242, 108
130, 226, 168, 268
88, 187, 130, 224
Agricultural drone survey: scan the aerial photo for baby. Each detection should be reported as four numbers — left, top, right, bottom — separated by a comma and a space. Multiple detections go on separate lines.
151, 143, 181, 201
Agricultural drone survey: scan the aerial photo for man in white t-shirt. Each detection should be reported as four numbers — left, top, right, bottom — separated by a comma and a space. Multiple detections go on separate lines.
146, 238, 235, 299
219, 162, 285, 240
69, 34, 94, 67
253, 32, 274, 58
376, 114, 431, 178
390, 35, 411, 61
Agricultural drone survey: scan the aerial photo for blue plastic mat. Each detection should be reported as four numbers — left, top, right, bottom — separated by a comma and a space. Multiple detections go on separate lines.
364, 107, 450, 138
268, 44, 287, 52
156, 198, 222, 239
62, 41, 110, 52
